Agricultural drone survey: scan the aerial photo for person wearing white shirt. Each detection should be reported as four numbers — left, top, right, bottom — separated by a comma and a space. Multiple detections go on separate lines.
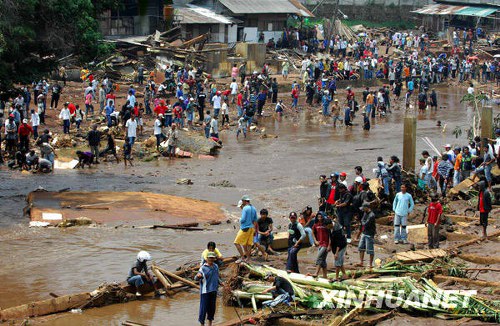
154, 115, 164, 150
31, 109, 40, 139
125, 115, 138, 147
230, 79, 238, 104
212, 93, 221, 117
59, 103, 71, 134
209, 116, 219, 138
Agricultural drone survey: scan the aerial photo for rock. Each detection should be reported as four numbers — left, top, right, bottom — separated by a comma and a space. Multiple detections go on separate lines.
209, 180, 236, 188
176, 130, 222, 155
143, 136, 156, 148
58, 217, 95, 227
176, 178, 193, 185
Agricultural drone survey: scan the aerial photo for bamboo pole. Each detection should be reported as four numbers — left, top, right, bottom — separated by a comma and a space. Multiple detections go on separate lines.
154, 266, 200, 290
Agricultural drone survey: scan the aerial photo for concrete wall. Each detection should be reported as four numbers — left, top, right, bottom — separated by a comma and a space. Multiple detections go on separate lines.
309, 1, 432, 24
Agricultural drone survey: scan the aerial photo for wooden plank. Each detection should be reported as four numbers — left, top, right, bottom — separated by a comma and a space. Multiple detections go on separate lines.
456, 230, 500, 249
392, 249, 449, 263
433, 275, 500, 288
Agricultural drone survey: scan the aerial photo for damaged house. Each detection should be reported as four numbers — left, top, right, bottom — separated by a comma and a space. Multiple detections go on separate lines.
174, 0, 314, 43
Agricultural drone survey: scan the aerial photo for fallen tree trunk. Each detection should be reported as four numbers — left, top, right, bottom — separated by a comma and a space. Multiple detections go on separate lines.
456, 230, 500, 249
458, 254, 500, 265
433, 275, 500, 288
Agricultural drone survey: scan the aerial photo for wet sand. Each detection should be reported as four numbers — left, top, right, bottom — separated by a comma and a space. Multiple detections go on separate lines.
0, 85, 498, 325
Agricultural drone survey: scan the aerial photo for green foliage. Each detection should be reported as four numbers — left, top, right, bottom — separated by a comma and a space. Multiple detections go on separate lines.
0, 0, 111, 90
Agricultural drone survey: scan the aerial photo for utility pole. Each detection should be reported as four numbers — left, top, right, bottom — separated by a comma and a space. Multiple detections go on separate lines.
481, 106, 493, 140
403, 106, 417, 174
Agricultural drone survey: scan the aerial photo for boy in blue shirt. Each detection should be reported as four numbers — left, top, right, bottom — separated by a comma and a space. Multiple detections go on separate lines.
195, 252, 220, 326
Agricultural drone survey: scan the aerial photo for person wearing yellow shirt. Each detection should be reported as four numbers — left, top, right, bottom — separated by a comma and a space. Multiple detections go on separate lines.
453, 147, 462, 187
201, 242, 223, 266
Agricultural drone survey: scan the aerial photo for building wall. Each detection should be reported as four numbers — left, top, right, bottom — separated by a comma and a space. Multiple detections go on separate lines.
306, 0, 432, 23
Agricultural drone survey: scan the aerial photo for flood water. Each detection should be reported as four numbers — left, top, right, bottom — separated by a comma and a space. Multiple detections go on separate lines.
0, 87, 495, 325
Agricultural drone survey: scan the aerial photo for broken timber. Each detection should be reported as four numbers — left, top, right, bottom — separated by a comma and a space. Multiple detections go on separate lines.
391, 249, 449, 263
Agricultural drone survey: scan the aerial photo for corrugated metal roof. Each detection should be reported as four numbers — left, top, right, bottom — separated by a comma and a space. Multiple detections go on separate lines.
177, 5, 239, 24
218, 0, 313, 17
455, 6, 498, 17
412, 4, 468, 15
413, 3, 498, 16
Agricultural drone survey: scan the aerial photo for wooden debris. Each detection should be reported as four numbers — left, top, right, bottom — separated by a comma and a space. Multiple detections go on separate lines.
433, 275, 500, 288
154, 266, 200, 290
456, 230, 500, 249
392, 249, 449, 263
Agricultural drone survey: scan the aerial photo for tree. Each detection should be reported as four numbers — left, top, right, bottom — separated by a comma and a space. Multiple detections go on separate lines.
0, 0, 114, 91
459, 92, 489, 140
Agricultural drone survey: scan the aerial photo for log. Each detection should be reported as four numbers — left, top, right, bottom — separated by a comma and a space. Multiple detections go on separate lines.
152, 225, 207, 231
0, 293, 91, 321
151, 265, 172, 290
349, 310, 395, 326
456, 230, 500, 249
458, 254, 500, 265
215, 311, 265, 326
433, 275, 500, 288
122, 321, 149, 326
276, 318, 315, 326
154, 267, 200, 290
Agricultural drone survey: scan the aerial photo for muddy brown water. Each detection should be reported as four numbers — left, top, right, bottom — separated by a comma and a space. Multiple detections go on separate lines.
0, 88, 497, 325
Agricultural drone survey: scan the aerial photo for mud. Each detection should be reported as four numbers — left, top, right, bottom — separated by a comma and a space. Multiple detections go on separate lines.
0, 83, 498, 325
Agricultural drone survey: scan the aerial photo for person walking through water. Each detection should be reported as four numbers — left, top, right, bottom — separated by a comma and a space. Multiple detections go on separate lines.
195, 251, 220, 326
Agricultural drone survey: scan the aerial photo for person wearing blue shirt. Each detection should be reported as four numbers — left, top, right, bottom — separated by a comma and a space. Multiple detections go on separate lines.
195, 252, 220, 326
233, 195, 257, 263
407, 80, 414, 93
392, 184, 414, 244
105, 102, 114, 127
321, 91, 332, 116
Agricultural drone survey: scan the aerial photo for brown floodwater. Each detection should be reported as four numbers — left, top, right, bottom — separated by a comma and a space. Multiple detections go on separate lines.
0, 87, 497, 325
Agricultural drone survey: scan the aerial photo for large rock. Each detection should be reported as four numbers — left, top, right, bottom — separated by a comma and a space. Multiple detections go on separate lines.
176, 130, 221, 155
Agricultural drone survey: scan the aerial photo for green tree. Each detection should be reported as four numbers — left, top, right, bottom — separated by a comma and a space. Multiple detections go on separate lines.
0, 0, 114, 90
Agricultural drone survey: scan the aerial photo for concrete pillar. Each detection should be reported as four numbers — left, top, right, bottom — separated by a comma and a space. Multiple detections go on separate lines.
481, 106, 493, 140
403, 115, 417, 173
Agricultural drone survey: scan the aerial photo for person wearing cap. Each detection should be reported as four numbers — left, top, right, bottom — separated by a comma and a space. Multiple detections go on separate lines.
58, 103, 71, 134
339, 172, 348, 186
18, 119, 33, 152
443, 144, 455, 163
426, 195, 443, 249
127, 250, 159, 297
186, 97, 197, 128
286, 211, 306, 273
392, 184, 414, 244
473, 145, 496, 190
234, 195, 258, 263
319, 175, 330, 212
195, 250, 220, 326
356, 202, 376, 269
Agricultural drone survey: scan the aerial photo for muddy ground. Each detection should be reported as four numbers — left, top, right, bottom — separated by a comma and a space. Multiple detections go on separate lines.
0, 74, 499, 325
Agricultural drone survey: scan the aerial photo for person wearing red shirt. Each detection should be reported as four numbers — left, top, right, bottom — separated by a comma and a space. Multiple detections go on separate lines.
68, 103, 76, 115
311, 212, 330, 278
154, 100, 167, 116
18, 119, 33, 151
236, 92, 243, 117
291, 85, 299, 110
477, 182, 492, 238
426, 195, 443, 248
106, 91, 116, 107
